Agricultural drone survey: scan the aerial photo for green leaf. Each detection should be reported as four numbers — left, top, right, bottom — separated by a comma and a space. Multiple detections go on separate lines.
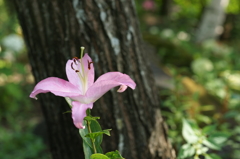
182, 119, 198, 143
64, 97, 72, 108
89, 120, 104, 146
204, 153, 221, 159
202, 125, 216, 135
80, 119, 104, 146
79, 121, 93, 148
203, 131, 230, 151
91, 153, 110, 159
85, 129, 112, 140
208, 132, 230, 145
202, 139, 221, 150
105, 150, 124, 159
195, 146, 208, 155
85, 116, 100, 121
79, 119, 104, 158
177, 143, 195, 159
80, 122, 94, 159
95, 145, 103, 155
196, 114, 211, 124
82, 139, 94, 159
102, 129, 111, 136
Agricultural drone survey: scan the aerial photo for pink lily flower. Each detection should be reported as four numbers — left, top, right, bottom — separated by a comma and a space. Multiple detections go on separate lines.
30, 53, 136, 129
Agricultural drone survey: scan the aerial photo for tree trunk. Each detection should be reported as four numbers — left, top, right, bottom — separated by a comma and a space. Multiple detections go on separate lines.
12, 0, 175, 159
194, 0, 229, 43
160, 0, 172, 17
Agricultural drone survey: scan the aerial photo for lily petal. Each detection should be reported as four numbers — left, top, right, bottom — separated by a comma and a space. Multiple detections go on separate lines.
71, 101, 93, 129
66, 59, 84, 94
81, 54, 95, 88
79, 72, 136, 103
66, 54, 94, 93
95, 72, 136, 89
29, 77, 81, 99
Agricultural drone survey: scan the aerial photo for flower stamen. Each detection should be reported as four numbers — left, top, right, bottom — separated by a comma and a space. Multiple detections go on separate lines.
71, 62, 75, 70
88, 60, 93, 70
73, 58, 78, 65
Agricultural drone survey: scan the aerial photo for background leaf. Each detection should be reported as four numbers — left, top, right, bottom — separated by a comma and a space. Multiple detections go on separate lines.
177, 143, 195, 159
182, 119, 198, 143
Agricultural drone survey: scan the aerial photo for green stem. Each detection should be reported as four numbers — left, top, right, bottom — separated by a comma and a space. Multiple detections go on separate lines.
86, 120, 97, 154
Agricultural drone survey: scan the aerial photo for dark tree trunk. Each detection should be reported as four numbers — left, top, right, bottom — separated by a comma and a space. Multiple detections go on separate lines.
160, 0, 172, 17
12, 0, 175, 159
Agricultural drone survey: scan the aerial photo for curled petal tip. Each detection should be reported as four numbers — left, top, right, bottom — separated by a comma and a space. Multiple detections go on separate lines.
117, 85, 128, 92
131, 83, 136, 90
30, 94, 38, 100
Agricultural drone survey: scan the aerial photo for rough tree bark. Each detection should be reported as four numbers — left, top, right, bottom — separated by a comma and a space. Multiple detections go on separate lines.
12, 0, 175, 159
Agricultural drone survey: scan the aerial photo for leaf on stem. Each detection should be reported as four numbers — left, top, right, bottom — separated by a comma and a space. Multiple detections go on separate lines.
84, 116, 100, 121
90, 153, 110, 159
85, 129, 112, 139
105, 150, 124, 159
79, 120, 104, 158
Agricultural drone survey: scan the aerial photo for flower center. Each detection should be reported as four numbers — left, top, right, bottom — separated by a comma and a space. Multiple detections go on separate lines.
70, 53, 93, 94
70, 57, 87, 94
70, 47, 94, 94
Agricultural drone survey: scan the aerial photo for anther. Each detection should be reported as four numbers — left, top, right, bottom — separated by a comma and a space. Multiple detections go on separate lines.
73, 57, 79, 65
88, 60, 93, 70
75, 70, 79, 73
73, 57, 79, 60
73, 59, 77, 65
71, 62, 75, 70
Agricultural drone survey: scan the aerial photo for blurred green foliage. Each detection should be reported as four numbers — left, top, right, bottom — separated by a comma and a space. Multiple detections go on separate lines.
178, 119, 229, 159
137, 0, 240, 158
0, 0, 18, 38
0, 129, 50, 159
0, 1, 51, 159
226, 0, 240, 13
